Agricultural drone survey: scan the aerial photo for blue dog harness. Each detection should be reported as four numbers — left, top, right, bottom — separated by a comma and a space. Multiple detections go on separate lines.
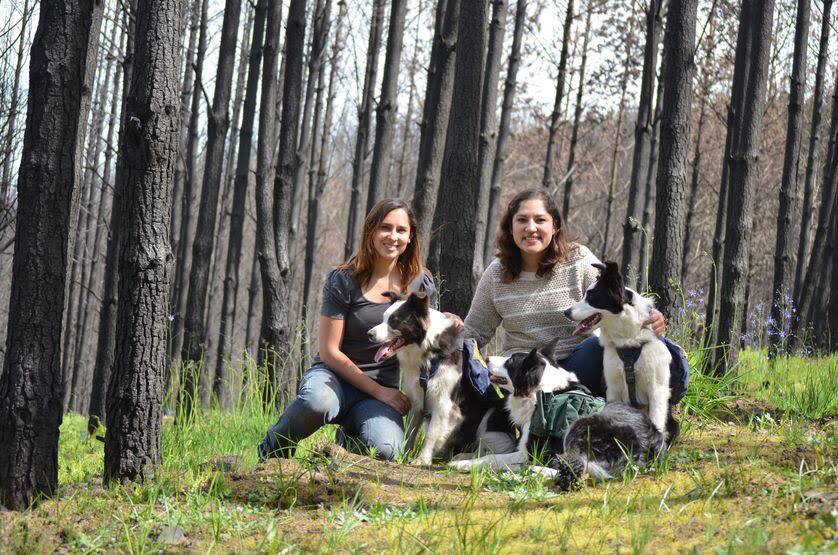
615, 339, 690, 407
420, 338, 494, 418
616, 346, 644, 408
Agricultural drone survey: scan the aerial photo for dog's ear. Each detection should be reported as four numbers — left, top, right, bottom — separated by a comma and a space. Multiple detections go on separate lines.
382, 290, 407, 303
538, 337, 561, 364
406, 291, 430, 315
522, 347, 544, 370
592, 262, 606, 272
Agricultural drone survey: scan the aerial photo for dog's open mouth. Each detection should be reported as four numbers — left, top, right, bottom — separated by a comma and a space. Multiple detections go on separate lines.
374, 337, 406, 362
489, 374, 508, 385
571, 314, 602, 336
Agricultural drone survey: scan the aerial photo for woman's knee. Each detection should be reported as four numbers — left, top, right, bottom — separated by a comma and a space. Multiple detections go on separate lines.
354, 413, 405, 461
295, 366, 344, 420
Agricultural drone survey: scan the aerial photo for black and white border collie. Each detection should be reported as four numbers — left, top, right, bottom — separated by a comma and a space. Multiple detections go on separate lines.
563, 261, 676, 439
368, 292, 512, 466
448, 343, 578, 472
451, 345, 666, 491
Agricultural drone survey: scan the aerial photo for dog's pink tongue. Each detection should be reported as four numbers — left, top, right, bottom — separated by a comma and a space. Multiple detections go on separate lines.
374, 343, 392, 363
571, 322, 589, 337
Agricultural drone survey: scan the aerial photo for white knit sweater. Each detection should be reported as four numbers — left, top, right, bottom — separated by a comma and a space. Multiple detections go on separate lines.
464, 244, 601, 360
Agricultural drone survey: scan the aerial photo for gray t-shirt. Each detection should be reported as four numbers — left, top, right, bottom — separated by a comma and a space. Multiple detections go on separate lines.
316, 268, 437, 388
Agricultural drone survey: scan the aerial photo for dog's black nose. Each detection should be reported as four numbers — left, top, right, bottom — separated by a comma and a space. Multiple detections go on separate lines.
562, 308, 573, 319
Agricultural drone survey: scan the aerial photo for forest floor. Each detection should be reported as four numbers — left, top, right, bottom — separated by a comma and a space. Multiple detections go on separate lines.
0, 352, 835, 553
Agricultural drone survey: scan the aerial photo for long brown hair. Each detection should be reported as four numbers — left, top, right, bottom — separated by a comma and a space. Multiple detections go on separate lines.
495, 188, 575, 283
340, 199, 423, 289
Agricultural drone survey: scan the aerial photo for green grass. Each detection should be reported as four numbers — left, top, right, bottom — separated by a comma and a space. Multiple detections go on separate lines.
0, 351, 835, 553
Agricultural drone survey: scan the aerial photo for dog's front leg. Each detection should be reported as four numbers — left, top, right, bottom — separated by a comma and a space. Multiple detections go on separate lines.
411, 400, 455, 466
448, 423, 530, 472
647, 386, 669, 436
403, 381, 425, 451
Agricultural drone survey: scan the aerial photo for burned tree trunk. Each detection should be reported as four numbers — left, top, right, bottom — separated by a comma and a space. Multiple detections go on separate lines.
544, 0, 574, 199
640, 77, 663, 291
794, 0, 832, 304
104, 0, 182, 483
180, 0, 243, 412
88, 0, 137, 437
681, 94, 706, 284
428, 0, 488, 315
412, 0, 462, 252
712, 0, 775, 373
621, 0, 662, 286
258, 0, 307, 403
647, 0, 698, 320
344, 0, 386, 259
769, 0, 810, 357
290, 0, 331, 240
170, 0, 209, 368
214, 0, 268, 409
473, 0, 508, 274
484, 0, 527, 265
0, 0, 103, 510
367, 0, 409, 210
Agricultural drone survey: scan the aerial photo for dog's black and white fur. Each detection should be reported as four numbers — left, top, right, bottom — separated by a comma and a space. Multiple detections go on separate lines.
448, 344, 578, 472
563, 261, 677, 439
450, 346, 666, 490
367, 292, 513, 466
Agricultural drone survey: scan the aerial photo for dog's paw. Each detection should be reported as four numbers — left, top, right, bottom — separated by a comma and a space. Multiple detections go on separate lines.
410, 456, 432, 467
447, 459, 476, 472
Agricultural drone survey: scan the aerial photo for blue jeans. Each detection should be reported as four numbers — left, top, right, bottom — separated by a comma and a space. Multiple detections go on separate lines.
258, 365, 405, 461
560, 336, 689, 402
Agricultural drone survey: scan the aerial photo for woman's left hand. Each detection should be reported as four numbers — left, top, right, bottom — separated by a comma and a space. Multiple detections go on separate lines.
646, 309, 667, 337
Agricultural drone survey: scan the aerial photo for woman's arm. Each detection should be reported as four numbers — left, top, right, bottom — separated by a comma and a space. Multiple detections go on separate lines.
318, 315, 411, 415
463, 265, 502, 349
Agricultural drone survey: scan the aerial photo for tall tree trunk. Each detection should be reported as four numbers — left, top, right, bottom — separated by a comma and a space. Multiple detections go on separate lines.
472, 0, 508, 275
104, 0, 182, 483
682, 94, 707, 283
0, 0, 103, 510
601, 12, 636, 259
257, 0, 306, 404
0, 0, 32, 203
344, 0, 386, 259
483, 0, 526, 265
544, 0, 575, 201
794, 77, 838, 347
640, 77, 663, 291
395, 0, 425, 198
367, 0, 409, 210
170, 0, 203, 267
214, 0, 268, 409
70, 16, 122, 413
412, 0, 462, 253
88, 0, 137, 436
289, 0, 331, 243
826, 195, 838, 352
769, 0, 810, 357
647, 0, 698, 320
793, 0, 832, 304
712, 0, 775, 373
621, 0, 662, 286
303, 1, 345, 320
703, 0, 753, 352
180, 0, 243, 413
427, 0, 488, 315
562, 2, 592, 234
245, 244, 262, 351
170, 0, 209, 370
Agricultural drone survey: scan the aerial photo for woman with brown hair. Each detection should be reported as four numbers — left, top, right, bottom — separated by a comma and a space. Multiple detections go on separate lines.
259, 199, 434, 461
464, 188, 672, 395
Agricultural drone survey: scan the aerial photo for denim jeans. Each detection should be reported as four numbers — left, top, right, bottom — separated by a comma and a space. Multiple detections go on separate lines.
258, 364, 405, 461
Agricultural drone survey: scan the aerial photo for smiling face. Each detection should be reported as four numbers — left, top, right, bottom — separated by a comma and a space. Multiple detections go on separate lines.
372, 208, 411, 263
511, 198, 555, 259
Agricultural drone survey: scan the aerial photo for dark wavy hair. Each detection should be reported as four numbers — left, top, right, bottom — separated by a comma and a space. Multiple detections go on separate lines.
495, 188, 574, 283
340, 199, 423, 289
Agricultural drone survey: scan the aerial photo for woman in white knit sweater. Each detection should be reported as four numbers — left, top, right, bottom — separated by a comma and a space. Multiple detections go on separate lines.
463, 188, 669, 396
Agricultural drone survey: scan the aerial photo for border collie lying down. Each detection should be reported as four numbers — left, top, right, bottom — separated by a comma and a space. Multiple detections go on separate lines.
368, 292, 514, 466
449, 346, 666, 490
563, 261, 678, 440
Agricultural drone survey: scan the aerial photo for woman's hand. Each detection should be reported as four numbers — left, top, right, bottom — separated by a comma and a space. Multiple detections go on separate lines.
646, 309, 667, 337
375, 385, 412, 415
443, 312, 465, 332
